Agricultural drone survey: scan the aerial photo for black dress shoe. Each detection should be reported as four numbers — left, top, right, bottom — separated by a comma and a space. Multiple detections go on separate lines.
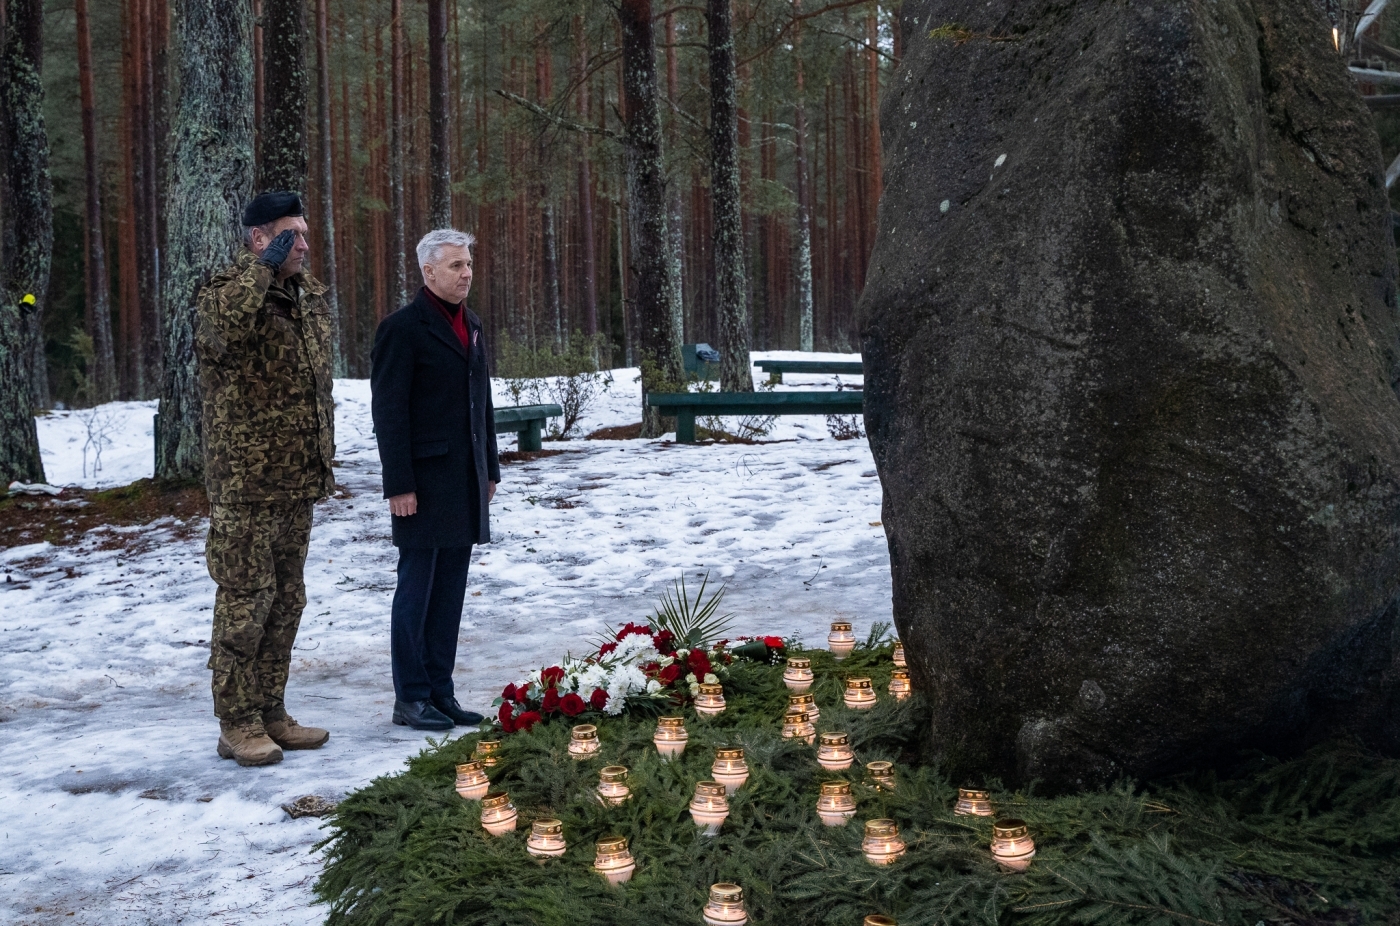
392, 699, 454, 731
432, 695, 485, 726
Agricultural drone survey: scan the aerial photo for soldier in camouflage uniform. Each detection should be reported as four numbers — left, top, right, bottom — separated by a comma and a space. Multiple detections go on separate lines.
196, 191, 335, 767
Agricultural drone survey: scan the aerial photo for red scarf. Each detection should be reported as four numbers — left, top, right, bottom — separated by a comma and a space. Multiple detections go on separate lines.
423, 287, 471, 352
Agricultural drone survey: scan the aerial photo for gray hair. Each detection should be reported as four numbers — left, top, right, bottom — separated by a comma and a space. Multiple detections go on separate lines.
416, 229, 476, 269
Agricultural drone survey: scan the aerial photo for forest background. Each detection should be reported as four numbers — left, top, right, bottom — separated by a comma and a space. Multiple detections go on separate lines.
5, 0, 896, 411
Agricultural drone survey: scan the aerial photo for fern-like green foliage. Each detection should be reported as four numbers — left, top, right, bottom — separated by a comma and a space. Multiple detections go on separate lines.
315, 642, 1400, 926
648, 572, 736, 650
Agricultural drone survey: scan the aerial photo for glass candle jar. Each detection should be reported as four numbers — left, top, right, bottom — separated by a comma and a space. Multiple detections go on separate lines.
954, 788, 994, 817
569, 723, 601, 760
865, 916, 898, 926
781, 710, 817, 745
782, 657, 814, 693
592, 835, 636, 885
695, 682, 727, 717
843, 676, 877, 710
479, 792, 518, 836
828, 621, 856, 660
861, 818, 907, 866
816, 732, 855, 771
991, 819, 1036, 872
816, 779, 857, 826
711, 747, 749, 793
653, 716, 689, 760
473, 739, 501, 768
454, 760, 490, 801
866, 761, 896, 791
888, 668, 912, 701
525, 818, 567, 859
892, 640, 906, 668
596, 765, 631, 806
690, 780, 730, 835
787, 692, 820, 723
702, 882, 749, 926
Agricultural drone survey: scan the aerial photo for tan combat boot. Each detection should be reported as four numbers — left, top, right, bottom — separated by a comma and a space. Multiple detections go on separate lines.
265, 715, 330, 750
217, 720, 284, 767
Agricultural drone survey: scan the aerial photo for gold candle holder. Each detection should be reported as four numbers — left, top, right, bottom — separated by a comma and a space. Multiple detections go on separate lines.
653, 716, 689, 760
892, 640, 906, 668
782, 656, 814, 693
954, 788, 994, 817
711, 746, 749, 793
596, 765, 631, 806
787, 691, 820, 723
454, 760, 490, 801
479, 792, 518, 836
816, 731, 855, 771
568, 723, 601, 760
991, 819, 1036, 872
695, 682, 727, 717
701, 882, 749, 926
816, 779, 857, 826
592, 835, 636, 885
866, 760, 896, 791
781, 710, 817, 745
888, 668, 912, 701
690, 780, 730, 835
843, 676, 877, 710
828, 621, 856, 660
473, 738, 501, 768
525, 817, 567, 859
861, 818, 907, 866
865, 917, 898, 926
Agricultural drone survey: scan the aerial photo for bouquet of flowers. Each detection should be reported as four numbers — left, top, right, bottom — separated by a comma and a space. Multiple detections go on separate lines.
728, 635, 790, 665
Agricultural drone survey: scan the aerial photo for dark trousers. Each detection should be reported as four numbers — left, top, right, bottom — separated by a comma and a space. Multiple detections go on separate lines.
391, 545, 472, 702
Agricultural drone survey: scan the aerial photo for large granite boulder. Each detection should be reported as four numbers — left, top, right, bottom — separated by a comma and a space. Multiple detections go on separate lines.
862, 0, 1400, 789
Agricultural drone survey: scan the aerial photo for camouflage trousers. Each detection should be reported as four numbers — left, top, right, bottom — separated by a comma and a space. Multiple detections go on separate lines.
206, 499, 315, 726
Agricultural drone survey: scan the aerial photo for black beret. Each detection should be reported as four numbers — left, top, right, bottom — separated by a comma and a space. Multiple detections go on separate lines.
242, 191, 304, 227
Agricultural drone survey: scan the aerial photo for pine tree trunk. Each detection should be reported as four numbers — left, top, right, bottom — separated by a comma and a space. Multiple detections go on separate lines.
137, 0, 163, 400
619, 0, 684, 435
156, 0, 254, 481
792, 0, 815, 353
664, 11, 685, 346
0, 0, 48, 482
389, 0, 406, 307
314, 0, 342, 375
260, 0, 308, 192
77, 0, 118, 404
535, 38, 562, 351
575, 19, 599, 344
708, 0, 752, 391
427, 0, 451, 229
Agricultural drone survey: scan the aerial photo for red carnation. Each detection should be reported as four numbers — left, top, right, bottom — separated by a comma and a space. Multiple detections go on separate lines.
560, 693, 587, 716
688, 649, 712, 678
658, 664, 683, 686
653, 629, 676, 654
516, 711, 542, 732
599, 642, 618, 657
763, 636, 784, 649
642, 661, 660, 677
542, 666, 566, 687
542, 688, 561, 714
497, 702, 517, 733
590, 688, 608, 710
617, 622, 651, 640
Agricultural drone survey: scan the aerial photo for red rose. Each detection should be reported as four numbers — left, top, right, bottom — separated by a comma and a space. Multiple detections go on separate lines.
590, 688, 608, 710
598, 642, 618, 657
658, 664, 683, 686
763, 636, 784, 649
498, 702, 517, 733
513, 685, 530, 704
560, 693, 587, 716
542, 666, 566, 687
516, 711, 542, 732
542, 688, 561, 714
642, 661, 660, 677
688, 649, 711, 678
653, 630, 676, 654
501, 683, 517, 702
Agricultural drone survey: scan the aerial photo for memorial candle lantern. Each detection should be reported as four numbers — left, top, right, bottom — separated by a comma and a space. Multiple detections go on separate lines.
783, 657, 814, 693
865, 917, 898, 926
865, 760, 896, 791
892, 640, 906, 668
690, 781, 730, 835
653, 716, 689, 760
843, 676, 878, 710
991, 819, 1037, 872
473, 739, 501, 768
828, 621, 856, 660
888, 668, 912, 701
816, 779, 857, 826
479, 792, 518, 836
592, 835, 636, 886
596, 765, 631, 806
701, 882, 749, 926
454, 760, 490, 801
568, 723, 601, 760
525, 818, 567, 860
816, 732, 855, 771
954, 788, 994, 817
861, 818, 907, 866
787, 691, 820, 723
695, 682, 727, 717
711, 747, 749, 793
781, 710, 817, 744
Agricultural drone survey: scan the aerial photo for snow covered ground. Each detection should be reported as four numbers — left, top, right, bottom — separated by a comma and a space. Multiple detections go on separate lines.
0, 353, 890, 925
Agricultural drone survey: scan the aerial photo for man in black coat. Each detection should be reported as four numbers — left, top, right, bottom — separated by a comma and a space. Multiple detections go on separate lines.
371, 229, 500, 730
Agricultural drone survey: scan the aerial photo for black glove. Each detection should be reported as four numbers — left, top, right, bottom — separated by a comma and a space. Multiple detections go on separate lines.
256, 229, 297, 272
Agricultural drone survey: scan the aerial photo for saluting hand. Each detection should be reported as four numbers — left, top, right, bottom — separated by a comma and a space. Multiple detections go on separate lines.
389, 492, 417, 517
257, 229, 297, 273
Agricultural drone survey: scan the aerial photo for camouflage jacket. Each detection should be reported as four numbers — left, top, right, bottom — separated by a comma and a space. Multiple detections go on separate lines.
195, 248, 336, 503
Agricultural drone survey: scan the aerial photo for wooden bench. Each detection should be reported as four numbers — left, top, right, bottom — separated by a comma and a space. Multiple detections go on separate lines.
645, 391, 863, 444
754, 359, 863, 382
493, 403, 563, 452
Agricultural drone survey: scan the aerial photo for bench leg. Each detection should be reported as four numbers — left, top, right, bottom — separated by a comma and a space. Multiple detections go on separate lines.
518, 420, 543, 452
676, 410, 696, 444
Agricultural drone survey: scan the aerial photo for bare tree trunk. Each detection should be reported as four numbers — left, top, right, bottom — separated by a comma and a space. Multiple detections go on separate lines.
77, 0, 118, 404
708, 0, 752, 391
575, 18, 599, 344
137, 0, 163, 399
156, 0, 254, 481
260, 0, 308, 192
0, 0, 48, 481
427, 0, 451, 229
389, 0, 406, 307
535, 36, 562, 351
792, 0, 815, 352
664, 10, 685, 346
314, 0, 342, 375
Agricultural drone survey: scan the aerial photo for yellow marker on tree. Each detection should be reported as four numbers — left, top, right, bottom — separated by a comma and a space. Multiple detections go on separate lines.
21, 293, 35, 305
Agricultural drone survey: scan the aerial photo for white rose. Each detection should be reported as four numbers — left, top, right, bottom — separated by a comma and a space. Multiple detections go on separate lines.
703, 673, 718, 685
646, 679, 663, 695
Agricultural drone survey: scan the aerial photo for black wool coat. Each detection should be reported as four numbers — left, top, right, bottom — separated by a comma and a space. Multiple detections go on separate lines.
371, 290, 501, 549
